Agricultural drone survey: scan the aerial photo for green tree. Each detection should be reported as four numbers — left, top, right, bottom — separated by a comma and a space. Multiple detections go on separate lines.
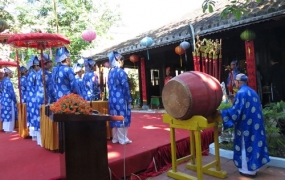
5, 0, 121, 62
202, 0, 262, 20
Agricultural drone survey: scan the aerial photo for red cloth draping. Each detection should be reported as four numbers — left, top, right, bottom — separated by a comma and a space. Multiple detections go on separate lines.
218, 55, 222, 82
208, 54, 213, 76
140, 58, 147, 101
213, 55, 218, 80
245, 41, 257, 91
202, 54, 206, 73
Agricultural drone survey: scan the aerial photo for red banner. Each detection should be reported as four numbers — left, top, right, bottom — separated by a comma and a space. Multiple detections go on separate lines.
245, 41, 257, 91
140, 57, 147, 101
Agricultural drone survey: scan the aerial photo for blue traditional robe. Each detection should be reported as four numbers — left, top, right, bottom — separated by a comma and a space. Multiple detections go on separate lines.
26, 70, 40, 131
83, 71, 100, 101
45, 69, 56, 103
1, 77, 17, 122
0, 80, 3, 103
75, 75, 86, 98
221, 84, 270, 171
36, 69, 44, 105
20, 76, 28, 103
108, 67, 132, 128
54, 64, 77, 100
227, 67, 240, 93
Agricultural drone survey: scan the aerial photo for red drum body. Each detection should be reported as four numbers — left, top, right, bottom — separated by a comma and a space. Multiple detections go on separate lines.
162, 71, 222, 120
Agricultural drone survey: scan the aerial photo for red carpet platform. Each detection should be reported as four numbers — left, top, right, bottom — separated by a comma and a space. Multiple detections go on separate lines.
0, 112, 214, 180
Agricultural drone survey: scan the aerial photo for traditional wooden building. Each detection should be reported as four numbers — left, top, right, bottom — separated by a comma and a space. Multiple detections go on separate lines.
91, 0, 285, 106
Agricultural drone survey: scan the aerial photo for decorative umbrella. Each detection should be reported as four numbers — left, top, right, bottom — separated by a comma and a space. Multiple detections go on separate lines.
0, 55, 17, 67
7, 32, 71, 104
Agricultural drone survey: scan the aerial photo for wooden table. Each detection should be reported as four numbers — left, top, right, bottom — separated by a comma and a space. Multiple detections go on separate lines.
90, 101, 112, 139
40, 101, 112, 151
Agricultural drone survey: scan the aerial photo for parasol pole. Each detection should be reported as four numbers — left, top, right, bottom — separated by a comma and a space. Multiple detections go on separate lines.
40, 49, 47, 104
16, 49, 22, 105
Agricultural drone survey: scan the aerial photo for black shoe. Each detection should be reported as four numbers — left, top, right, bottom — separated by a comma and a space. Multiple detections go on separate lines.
239, 171, 257, 178
24, 136, 32, 139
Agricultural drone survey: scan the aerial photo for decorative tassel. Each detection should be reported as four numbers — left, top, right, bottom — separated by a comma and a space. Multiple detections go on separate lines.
147, 50, 150, 60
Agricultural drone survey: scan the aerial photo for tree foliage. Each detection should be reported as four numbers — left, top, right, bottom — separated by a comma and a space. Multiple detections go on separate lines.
3, 0, 121, 63
202, 0, 262, 20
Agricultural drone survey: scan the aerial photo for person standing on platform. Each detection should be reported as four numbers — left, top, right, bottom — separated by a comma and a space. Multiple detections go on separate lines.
107, 51, 132, 145
220, 73, 270, 178
53, 47, 78, 101
42, 53, 56, 104
19, 66, 28, 103
83, 58, 100, 101
1, 67, 17, 133
164, 67, 173, 85
226, 60, 240, 95
26, 56, 41, 141
267, 57, 285, 102
73, 63, 85, 98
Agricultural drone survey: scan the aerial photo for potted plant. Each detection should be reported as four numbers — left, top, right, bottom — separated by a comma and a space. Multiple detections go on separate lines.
128, 72, 139, 107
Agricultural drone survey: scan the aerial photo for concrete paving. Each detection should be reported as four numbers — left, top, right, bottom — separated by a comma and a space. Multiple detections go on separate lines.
147, 155, 285, 180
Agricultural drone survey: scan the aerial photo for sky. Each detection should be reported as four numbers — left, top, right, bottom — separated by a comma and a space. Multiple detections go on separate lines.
93, 0, 205, 52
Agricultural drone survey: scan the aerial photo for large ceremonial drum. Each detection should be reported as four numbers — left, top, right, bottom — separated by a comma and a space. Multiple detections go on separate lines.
162, 71, 222, 120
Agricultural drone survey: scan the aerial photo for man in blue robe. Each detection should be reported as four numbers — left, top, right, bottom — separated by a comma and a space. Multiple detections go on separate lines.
19, 66, 28, 103
1, 67, 17, 133
220, 73, 270, 178
227, 60, 240, 95
83, 58, 100, 101
107, 51, 132, 145
42, 53, 56, 104
73, 63, 85, 98
26, 56, 41, 142
53, 47, 78, 100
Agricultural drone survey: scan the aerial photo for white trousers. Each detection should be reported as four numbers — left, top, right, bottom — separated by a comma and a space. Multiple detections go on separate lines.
2, 102, 15, 132
239, 136, 258, 175
112, 127, 131, 144
36, 130, 42, 147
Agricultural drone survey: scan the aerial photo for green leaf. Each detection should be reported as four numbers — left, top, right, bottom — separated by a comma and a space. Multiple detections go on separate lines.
209, 5, 214, 13
235, 10, 242, 20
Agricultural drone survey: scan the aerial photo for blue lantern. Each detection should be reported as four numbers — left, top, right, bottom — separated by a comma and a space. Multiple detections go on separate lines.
140, 36, 153, 60
180, 40, 191, 63
180, 41, 190, 50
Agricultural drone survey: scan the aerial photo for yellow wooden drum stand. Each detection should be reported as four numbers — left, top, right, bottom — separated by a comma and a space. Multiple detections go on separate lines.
163, 113, 227, 180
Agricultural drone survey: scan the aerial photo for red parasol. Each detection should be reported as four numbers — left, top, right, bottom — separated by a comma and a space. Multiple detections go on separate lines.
7, 32, 70, 49
7, 32, 71, 104
0, 56, 17, 67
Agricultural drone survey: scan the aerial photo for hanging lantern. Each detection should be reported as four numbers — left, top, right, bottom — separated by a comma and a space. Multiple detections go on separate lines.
175, 46, 185, 67
82, 29, 97, 42
129, 54, 139, 63
140, 36, 153, 60
180, 40, 191, 64
129, 54, 139, 69
0, 19, 8, 33
240, 29, 256, 41
180, 41, 190, 50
